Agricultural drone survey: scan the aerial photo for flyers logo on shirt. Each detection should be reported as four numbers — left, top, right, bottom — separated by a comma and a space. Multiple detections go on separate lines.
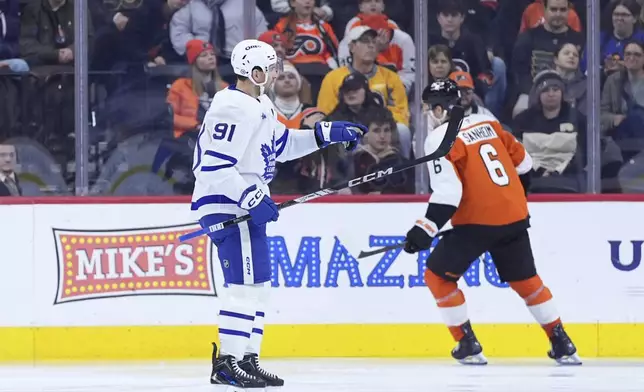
52, 224, 217, 304
289, 34, 324, 57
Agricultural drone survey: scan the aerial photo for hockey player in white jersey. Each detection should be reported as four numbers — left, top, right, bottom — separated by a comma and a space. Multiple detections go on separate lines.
191, 39, 368, 390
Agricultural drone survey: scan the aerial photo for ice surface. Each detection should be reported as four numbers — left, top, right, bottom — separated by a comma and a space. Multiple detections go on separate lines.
0, 359, 642, 392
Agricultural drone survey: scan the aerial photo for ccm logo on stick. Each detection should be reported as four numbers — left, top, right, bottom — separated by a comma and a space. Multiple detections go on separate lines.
348, 168, 394, 187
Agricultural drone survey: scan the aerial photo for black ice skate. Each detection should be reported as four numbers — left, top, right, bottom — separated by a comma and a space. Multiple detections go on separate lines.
547, 324, 582, 365
210, 343, 267, 390
239, 353, 285, 387
451, 321, 488, 365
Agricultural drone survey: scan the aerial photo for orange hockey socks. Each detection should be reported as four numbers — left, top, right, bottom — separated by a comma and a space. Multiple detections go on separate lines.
509, 275, 561, 337
424, 269, 469, 341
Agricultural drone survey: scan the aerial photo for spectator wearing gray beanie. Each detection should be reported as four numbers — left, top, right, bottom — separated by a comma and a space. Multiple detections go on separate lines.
528, 70, 566, 108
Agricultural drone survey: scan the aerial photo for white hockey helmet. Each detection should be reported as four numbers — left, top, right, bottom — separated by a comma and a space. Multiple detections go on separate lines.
231, 39, 283, 94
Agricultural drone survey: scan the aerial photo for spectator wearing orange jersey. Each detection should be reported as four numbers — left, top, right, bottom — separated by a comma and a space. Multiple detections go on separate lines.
270, 0, 334, 21
259, 32, 315, 104
520, 0, 582, 33
274, 0, 339, 68
167, 40, 228, 139
343, 0, 400, 37
338, 14, 415, 92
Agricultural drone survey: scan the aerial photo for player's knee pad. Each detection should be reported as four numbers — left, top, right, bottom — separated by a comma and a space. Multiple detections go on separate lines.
220, 283, 268, 313
508, 275, 552, 305
424, 269, 458, 300
254, 281, 271, 308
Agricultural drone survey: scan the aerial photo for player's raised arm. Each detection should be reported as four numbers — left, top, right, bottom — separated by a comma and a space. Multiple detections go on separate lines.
273, 116, 368, 163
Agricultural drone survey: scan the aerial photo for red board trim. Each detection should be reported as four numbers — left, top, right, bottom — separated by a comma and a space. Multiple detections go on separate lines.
0, 194, 643, 205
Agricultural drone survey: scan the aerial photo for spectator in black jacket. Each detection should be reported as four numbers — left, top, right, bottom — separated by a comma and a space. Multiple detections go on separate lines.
429, 0, 500, 42
20, 0, 94, 67
326, 72, 387, 123
89, 0, 146, 70
352, 108, 412, 194
513, 70, 587, 191
0, 0, 28, 72
512, 0, 584, 118
429, 0, 507, 117
0, 141, 21, 197
116, 0, 188, 67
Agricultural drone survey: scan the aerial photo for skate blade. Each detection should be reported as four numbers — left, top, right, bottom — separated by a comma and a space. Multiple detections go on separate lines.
555, 352, 582, 366
212, 386, 265, 392
457, 353, 488, 365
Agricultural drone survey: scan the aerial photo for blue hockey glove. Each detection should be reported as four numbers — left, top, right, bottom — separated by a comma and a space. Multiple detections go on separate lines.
314, 121, 368, 151
238, 185, 279, 226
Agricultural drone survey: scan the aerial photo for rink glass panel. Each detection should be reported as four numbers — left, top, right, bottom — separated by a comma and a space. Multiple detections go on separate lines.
0, 0, 616, 197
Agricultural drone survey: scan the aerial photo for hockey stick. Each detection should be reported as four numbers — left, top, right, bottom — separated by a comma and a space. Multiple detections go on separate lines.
179, 106, 465, 242
357, 242, 407, 259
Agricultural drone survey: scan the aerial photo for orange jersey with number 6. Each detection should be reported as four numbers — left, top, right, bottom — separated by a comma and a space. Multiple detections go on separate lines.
425, 113, 533, 227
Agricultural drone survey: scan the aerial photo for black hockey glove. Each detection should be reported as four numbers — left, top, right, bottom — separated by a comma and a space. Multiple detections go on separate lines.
519, 170, 532, 196
404, 218, 438, 254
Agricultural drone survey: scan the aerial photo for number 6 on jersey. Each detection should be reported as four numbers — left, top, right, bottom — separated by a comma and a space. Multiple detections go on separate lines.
426, 114, 532, 227
479, 143, 509, 186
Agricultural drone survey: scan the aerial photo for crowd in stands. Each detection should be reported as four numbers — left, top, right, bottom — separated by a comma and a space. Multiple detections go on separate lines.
1, 0, 644, 196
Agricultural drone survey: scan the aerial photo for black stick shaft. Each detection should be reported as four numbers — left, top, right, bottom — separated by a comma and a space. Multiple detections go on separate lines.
358, 242, 406, 259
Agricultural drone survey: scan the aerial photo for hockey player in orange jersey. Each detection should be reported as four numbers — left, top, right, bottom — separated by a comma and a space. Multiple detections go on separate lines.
404, 78, 581, 366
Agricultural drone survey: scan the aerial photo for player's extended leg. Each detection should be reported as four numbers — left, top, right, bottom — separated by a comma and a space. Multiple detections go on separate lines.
424, 269, 487, 365
508, 276, 581, 365
424, 231, 489, 365
490, 229, 582, 365
200, 214, 268, 390
211, 284, 268, 390
239, 282, 285, 387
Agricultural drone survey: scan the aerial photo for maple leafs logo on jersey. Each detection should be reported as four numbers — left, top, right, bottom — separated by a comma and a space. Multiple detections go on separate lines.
260, 134, 276, 183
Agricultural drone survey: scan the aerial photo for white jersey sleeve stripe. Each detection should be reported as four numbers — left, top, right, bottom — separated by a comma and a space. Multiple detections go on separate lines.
516, 150, 533, 175
274, 129, 289, 158
275, 128, 320, 163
